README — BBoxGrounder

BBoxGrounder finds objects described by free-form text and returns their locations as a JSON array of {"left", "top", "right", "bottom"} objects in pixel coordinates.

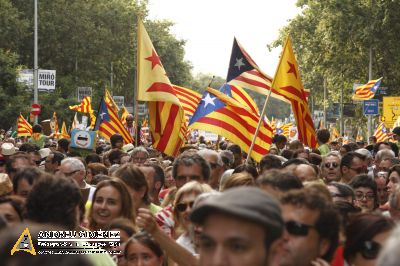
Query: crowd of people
[{"left": 1, "top": 123, "right": 400, "bottom": 266}]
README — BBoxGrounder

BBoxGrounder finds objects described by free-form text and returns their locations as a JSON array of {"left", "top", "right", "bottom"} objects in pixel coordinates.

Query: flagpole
[
  {"left": 367, "top": 47, "right": 372, "bottom": 140},
  {"left": 134, "top": 17, "right": 140, "bottom": 147},
  {"left": 245, "top": 87, "right": 273, "bottom": 163}
]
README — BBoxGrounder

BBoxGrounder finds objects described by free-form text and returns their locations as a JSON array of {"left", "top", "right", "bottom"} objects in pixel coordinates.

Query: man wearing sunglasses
[
  {"left": 277, "top": 189, "right": 339, "bottom": 266},
  {"left": 320, "top": 152, "right": 341, "bottom": 183},
  {"left": 191, "top": 186, "right": 283, "bottom": 266},
  {"left": 340, "top": 152, "right": 367, "bottom": 183}
]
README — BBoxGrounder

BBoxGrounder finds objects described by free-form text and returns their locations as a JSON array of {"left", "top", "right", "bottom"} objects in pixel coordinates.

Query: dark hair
[
  {"left": 91, "top": 174, "right": 111, "bottom": 186},
  {"left": 110, "top": 134, "right": 123, "bottom": 148},
  {"left": 257, "top": 170, "right": 303, "bottom": 191},
  {"left": 87, "top": 163, "right": 108, "bottom": 177},
  {"left": 113, "top": 164, "right": 151, "bottom": 205},
  {"left": 125, "top": 232, "right": 163, "bottom": 259},
  {"left": 18, "top": 143, "right": 39, "bottom": 153},
  {"left": 26, "top": 175, "right": 82, "bottom": 230},
  {"left": 317, "top": 129, "right": 331, "bottom": 144},
  {"left": 349, "top": 174, "right": 378, "bottom": 209},
  {"left": 282, "top": 158, "right": 308, "bottom": 169},
  {"left": 6, "top": 153, "right": 32, "bottom": 175},
  {"left": 108, "top": 218, "right": 136, "bottom": 238},
  {"left": 341, "top": 144, "right": 353, "bottom": 154},
  {"left": 281, "top": 149, "right": 294, "bottom": 160},
  {"left": 343, "top": 213, "right": 394, "bottom": 261},
  {"left": 143, "top": 162, "right": 165, "bottom": 188},
  {"left": 85, "top": 153, "right": 101, "bottom": 165},
  {"left": 0, "top": 195, "right": 25, "bottom": 222},
  {"left": 12, "top": 167, "right": 43, "bottom": 194},
  {"left": 388, "top": 164, "right": 400, "bottom": 178},
  {"left": 259, "top": 155, "right": 282, "bottom": 172},
  {"left": 32, "top": 124, "right": 42, "bottom": 133},
  {"left": 50, "top": 151, "right": 65, "bottom": 165},
  {"left": 272, "top": 134, "right": 287, "bottom": 144},
  {"left": 340, "top": 152, "right": 366, "bottom": 170},
  {"left": 328, "top": 182, "right": 355, "bottom": 200},
  {"left": 373, "top": 142, "right": 391, "bottom": 155},
  {"left": 88, "top": 178, "right": 134, "bottom": 230},
  {"left": 388, "top": 142, "right": 399, "bottom": 157},
  {"left": 57, "top": 138, "right": 70, "bottom": 152},
  {"left": 227, "top": 144, "right": 242, "bottom": 155},
  {"left": 108, "top": 148, "right": 125, "bottom": 165},
  {"left": 281, "top": 189, "right": 340, "bottom": 261},
  {"left": 333, "top": 201, "right": 361, "bottom": 230},
  {"left": 172, "top": 152, "right": 210, "bottom": 181},
  {"left": 233, "top": 164, "right": 258, "bottom": 179}
]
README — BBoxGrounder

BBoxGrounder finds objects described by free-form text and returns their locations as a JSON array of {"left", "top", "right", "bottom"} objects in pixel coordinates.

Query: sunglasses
[
  {"left": 285, "top": 220, "right": 315, "bottom": 236},
  {"left": 359, "top": 240, "right": 381, "bottom": 260},
  {"left": 324, "top": 162, "right": 339, "bottom": 168},
  {"left": 176, "top": 201, "right": 195, "bottom": 212}
]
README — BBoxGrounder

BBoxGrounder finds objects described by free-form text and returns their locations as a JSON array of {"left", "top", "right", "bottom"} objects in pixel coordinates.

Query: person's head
[
  {"left": 59, "top": 157, "right": 86, "bottom": 187},
  {"left": 259, "top": 154, "right": 282, "bottom": 173},
  {"left": 44, "top": 151, "right": 65, "bottom": 174},
  {"left": 110, "top": 134, "right": 124, "bottom": 149},
  {"left": 191, "top": 186, "right": 283, "bottom": 266},
  {"left": 89, "top": 178, "right": 134, "bottom": 230},
  {"left": 26, "top": 175, "right": 82, "bottom": 230},
  {"left": 220, "top": 172, "right": 255, "bottom": 191},
  {"left": 227, "top": 144, "right": 243, "bottom": 168},
  {"left": 288, "top": 140, "right": 304, "bottom": 152},
  {"left": 173, "top": 181, "right": 212, "bottom": 232},
  {"left": 387, "top": 164, "right": 400, "bottom": 194},
  {"left": 197, "top": 149, "right": 224, "bottom": 190},
  {"left": 340, "top": 144, "right": 353, "bottom": 156},
  {"left": 388, "top": 185, "right": 400, "bottom": 221},
  {"left": 57, "top": 138, "right": 70, "bottom": 154},
  {"left": 163, "top": 165, "right": 175, "bottom": 188},
  {"left": 273, "top": 134, "right": 288, "bottom": 150},
  {"left": 232, "top": 163, "right": 258, "bottom": 179},
  {"left": 369, "top": 136, "right": 377, "bottom": 144},
  {"left": 340, "top": 152, "right": 367, "bottom": 183},
  {"left": 85, "top": 153, "right": 101, "bottom": 165},
  {"left": 108, "top": 218, "right": 137, "bottom": 265},
  {"left": 113, "top": 164, "right": 150, "bottom": 210},
  {"left": 12, "top": 167, "right": 43, "bottom": 198},
  {"left": 130, "top": 147, "right": 149, "bottom": 166},
  {"left": 349, "top": 175, "right": 378, "bottom": 213},
  {"left": 108, "top": 148, "right": 125, "bottom": 165},
  {"left": 141, "top": 162, "right": 165, "bottom": 199},
  {"left": 279, "top": 189, "right": 340, "bottom": 266},
  {"left": 126, "top": 114, "right": 134, "bottom": 128},
  {"left": 5, "top": 153, "right": 32, "bottom": 179},
  {"left": 86, "top": 163, "right": 108, "bottom": 184},
  {"left": 32, "top": 124, "right": 43, "bottom": 134},
  {"left": 293, "top": 163, "right": 317, "bottom": 182},
  {"left": 375, "top": 149, "right": 395, "bottom": 165},
  {"left": 344, "top": 213, "right": 394, "bottom": 266},
  {"left": 256, "top": 170, "right": 303, "bottom": 199},
  {"left": 0, "top": 195, "right": 24, "bottom": 226},
  {"left": 321, "top": 152, "right": 342, "bottom": 183},
  {"left": 375, "top": 176, "right": 389, "bottom": 205},
  {"left": 327, "top": 182, "right": 355, "bottom": 204},
  {"left": 172, "top": 152, "right": 210, "bottom": 188},
  {"left": 317, "top": 129, "right": 330, "bottom": 144},
  {"left": 125, "top": 232, "right": 164, "bottom": 266},
  {"left": 219, "top": 149, "right": 234, "bottom": 170}
]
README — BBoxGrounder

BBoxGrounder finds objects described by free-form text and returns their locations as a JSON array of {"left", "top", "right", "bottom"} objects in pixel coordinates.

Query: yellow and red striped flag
[
  {"left": 120, "top": 106, "right": 130, "bottom": 126},
  {"left": 50, "top": 112, "right": 59, "bottom": 138},
  {"left": 69, "top": 96, "right": 92, "bottom": 113},
  {"left": 94, "top": 94, "right": 134, "bottom": 144},
  {"left": 17, "top": 114, "right": 32, "bottom": 136},
  {"left": 60, "top": 121, "right": 70, "bottom": 139},
  {"left": 277, "top": 123, "right": 293, "bottom": 137},
  {"left": 271, "top": 37, "right": 317, "bottom": 148},
  {"left": 374, "top": 122, "right": 388, "bottom": 142},
  {"left": 172, "top": 85, "right": 201, "bottom": 120},
  {"left": 137, "top": 20, "right": 185, "bottom": 156},
  {"left": 352, "top": 78, "right": 382, "bottom": 101}
]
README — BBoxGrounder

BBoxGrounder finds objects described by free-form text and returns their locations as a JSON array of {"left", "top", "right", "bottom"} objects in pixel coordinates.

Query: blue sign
[{"left": 363, "top": 99, "right": 379, "bottom": 115}]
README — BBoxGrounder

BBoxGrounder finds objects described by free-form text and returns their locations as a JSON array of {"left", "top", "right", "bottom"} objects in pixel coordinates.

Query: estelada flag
[
  {"left": 137, "top": 20, "right": 185, "bottom": 156},
  {"left": 271, "top": 37, "right": 317, "bottom": 148}
]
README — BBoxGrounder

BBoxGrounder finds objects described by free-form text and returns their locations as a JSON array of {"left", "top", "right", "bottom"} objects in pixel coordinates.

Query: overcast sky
[{"left": 147, "top": 0, "right": 301, "bottom": 79}]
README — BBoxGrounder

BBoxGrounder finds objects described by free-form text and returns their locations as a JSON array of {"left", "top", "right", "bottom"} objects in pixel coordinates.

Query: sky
[{"left": 147, "top": 0, "right": 301, "bottom": 79}]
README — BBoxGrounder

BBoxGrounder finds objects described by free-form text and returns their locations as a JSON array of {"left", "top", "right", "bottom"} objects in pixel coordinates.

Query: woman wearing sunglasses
[{"left": 343, "top": 213, "right": 394, "bottom": 266}]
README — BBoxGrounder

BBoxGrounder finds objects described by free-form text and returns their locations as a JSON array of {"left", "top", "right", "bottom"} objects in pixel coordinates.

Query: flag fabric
[
  {"left": 94, "top": 96, "right": 134, "bottom": 144},
  {"left": 270, "top": 117, "right": 277, "bottom": 135},
  {"left": 226, "top": 38, "right": 309, "bottom": 103},
  {"left": 271, "top": 37, "right": 317, "bottom": 148},
  {"left": 172, "top": 85, "right": 202, "bottom": 119},
  {"left": 61, "top": 121, "right": 70, "bottom": 139},
  {"left": 69, "top": 96, "right": 92, "bottom": 113},
  {"left": 120, "top": 106, "right": 130, "bottom": 126},
  {"left": 189, "top": 87, "right": 273, "bottom": 162},
  {"left": 137, "top": 20, "right": 185, "bottom": 156},
  {"left": 352, "top": 78, "right": 382, "bottom": 101},
  {"left": 72, "top": 113, "right": 79, "bottom": 130},
  {"left": 50, "top": 112, "right": 59, "bottom": 138},
  {"left": 317, "top": 119, "right": 324, "bottom": 130},
  {"left": 105, "top": 89, "right": 120, "bottom": 113},
  {"left": 330, "top": 126, "right": 340, "bottom": 141},
  {"left": 277, "top": 123, "right": 293, "bottom": 137},
  {"left": 69, "top": 96, "right": 96, "bottom": 129},
  {"left": 374, "top": 122, "right": 388, "bottom": 142},
  {"left": 219, "top": 83, "right": 260, "bottom": 115},
  {"left": 17, "top": 114, "right": 32, "bottom": 137}
]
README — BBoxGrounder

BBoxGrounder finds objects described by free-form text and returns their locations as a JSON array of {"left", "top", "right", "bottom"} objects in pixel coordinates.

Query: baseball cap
[
  {"left": 1, "top": 143, "right": 15, "bottom": 156},
  {"left": 393, "top": 127, "right": 400, "bottom": 136},
  {"left": 190, "top": 186, "right": 283, "bottom": 240}
]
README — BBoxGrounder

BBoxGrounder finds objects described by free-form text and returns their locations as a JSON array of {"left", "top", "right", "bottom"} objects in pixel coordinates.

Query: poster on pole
[
  {"left": 382, "top": 97, "right": 400, "bottom": 128},
  {"left": 38, "top": 69, "right": 56, "bottom": 91},
  {"left": 77, "top": 87, "right": 92, "bottom": 102}
]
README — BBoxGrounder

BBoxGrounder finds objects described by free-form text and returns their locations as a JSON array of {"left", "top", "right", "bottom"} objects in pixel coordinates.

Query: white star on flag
[
  {"left": 202, "top": 93, "right": 216, "bottom": 108},
  {"left": 100, "top": 112, "right": 107, "bottom": 119},
  {"left": 234, "top": 57, "right": 245, "bottom": 70}
]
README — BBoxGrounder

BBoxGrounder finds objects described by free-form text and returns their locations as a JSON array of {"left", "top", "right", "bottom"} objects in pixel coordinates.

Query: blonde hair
[{"left": 221, "top": 172, "right": 255, "bottom": 191}]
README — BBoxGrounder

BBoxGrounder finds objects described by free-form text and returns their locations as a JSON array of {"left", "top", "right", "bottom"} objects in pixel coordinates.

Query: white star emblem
[
  {"left": 100, "top": 112, "right": 107, "bottom": 119},
  {"left": 234, "top": 57, "right": 245, "bottom": 70},
  {"left": 202, "top": 93, "right": 216, "bottom": 108}
]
